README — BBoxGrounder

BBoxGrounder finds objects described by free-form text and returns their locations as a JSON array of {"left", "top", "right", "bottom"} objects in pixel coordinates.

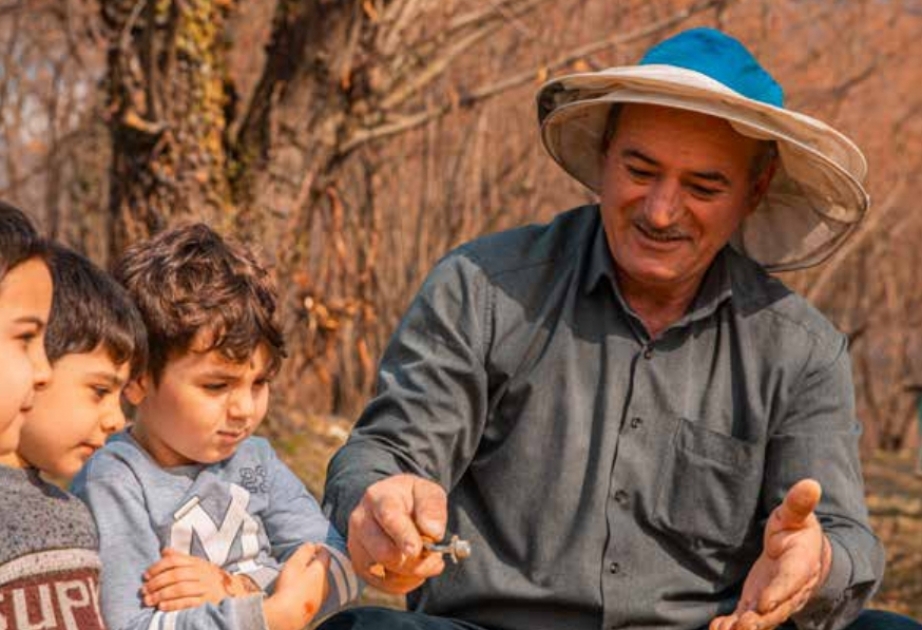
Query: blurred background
[{"left": 1, "top": 0, "right": 919, "bottom": 616}]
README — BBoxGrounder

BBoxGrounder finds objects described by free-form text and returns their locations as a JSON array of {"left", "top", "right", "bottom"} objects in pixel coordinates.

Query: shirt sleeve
[
  {"left": 323, "top": 250, "right": 491, "bottom": 537},
  {"left": 258, "top": 443, "right": 360, "bottom": 615},
  {"left": 762, "top": 333, "right": 885, "bottom": 630},
  {"left": 71, "top": 460, "right": 267, "bottom": 630}
]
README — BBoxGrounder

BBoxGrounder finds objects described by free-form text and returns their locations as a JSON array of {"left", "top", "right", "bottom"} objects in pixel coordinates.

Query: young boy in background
[
  {"left": 0, "top": 213, "right": 126, "bottom": 630},
  {"left": 0, "top": 203, "right": 51, "bottom": 460},
  {"left": 73, "top": 224, "right": 359, "bottom": 630},
  {"left": 16, "top": 245, "right": 148, "bottom": 479}
]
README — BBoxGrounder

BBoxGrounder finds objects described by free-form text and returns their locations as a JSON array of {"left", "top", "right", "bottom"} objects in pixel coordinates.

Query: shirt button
[
  {"left": 609, "top": 562, "right": 621, "bottom": 574},
  {"left": 630, "top": 416, "right": 643, "bottom": 429},
  {"left": 614, "top": 489, "right": 629, "bottom": 505},
  {"left": 642, "top": 345, "right": 654, "bottom": 359}
]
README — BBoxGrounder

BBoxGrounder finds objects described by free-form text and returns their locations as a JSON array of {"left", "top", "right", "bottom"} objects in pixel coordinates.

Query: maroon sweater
[{"left": 0, "top": 466, "right": 106, "bottom": 630}]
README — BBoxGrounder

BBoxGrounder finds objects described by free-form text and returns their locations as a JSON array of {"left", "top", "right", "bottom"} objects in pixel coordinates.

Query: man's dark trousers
[{"left": 317, "top": 606, "right": 922, "bottom": 630}]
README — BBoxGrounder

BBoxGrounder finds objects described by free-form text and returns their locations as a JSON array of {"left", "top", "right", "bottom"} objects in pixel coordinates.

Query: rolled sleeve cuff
[{"left": 792, "top": 536, "right": 853, "bottom": 629}]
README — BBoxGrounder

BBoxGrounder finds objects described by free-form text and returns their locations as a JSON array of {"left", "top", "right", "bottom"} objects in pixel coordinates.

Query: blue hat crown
[{"left": 640, "top": 27, "right": 784, "bottom": 107}]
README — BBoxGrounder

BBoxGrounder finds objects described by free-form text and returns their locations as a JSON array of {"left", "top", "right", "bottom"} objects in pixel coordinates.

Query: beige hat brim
[{"left": 538, "top": 65, "right": 869, "bottom": 271}]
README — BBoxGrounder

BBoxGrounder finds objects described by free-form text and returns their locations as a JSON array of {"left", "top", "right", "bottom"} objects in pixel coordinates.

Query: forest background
[{"left": 1, "top": 0, "right": 920, "bottom": 617}]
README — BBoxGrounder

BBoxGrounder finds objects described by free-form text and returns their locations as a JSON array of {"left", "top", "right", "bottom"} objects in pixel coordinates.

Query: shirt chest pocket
[{"left": 653, "top": 417, "right": 764, "bottom": 549}]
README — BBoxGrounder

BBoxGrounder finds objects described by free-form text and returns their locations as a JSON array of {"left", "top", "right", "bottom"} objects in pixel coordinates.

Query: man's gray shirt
[{"left": 323, "top": 205, "right": 884, "bottom": 630}]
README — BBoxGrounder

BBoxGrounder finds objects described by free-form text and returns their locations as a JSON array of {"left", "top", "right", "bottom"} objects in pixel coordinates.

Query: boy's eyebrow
[
  {"left": 87, "top": 372, "right": 127, "bottom": 387},
  {"left": 14, "top": 315, "right": 45, "bottom": 328},
  {"left": 198, "top": 368, "right": 244, "bottom": 380}
]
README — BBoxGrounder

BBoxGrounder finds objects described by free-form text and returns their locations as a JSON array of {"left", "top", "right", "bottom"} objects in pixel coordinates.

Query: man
[{"left": 319, "top": 29, "right": 918, "bottom": 630}]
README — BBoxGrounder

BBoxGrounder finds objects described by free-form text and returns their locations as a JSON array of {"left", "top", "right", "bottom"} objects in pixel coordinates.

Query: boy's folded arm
[
  {"left": 71, "top": 461, "right": 269, "bottom": 630},
  {"left": 258, "top": 440, "right": 361, "bottom": 609}
]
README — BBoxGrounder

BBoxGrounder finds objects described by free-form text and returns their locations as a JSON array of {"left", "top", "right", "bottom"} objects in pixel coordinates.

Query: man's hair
[
  {"left": 0, "top": 201, "right": 47, "bottom": 285},
  {"left": 600, "top": 103, "right": 778, "bottom": 183},
  {"left": 46, "top": 244, "right": 148, "bottom": 379},
  {"left": 113, "top": 223, "right": 286, "bottom": 382}
]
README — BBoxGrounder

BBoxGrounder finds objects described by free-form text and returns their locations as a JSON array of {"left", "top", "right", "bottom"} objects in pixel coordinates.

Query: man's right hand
[{"left": 348, "top": 474, "right": 448, "bottom": 594}]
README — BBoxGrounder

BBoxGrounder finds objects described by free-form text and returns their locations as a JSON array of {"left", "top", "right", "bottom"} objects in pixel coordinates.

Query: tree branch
[
  {"left": 343, "top": 0, "right": 728, "bottom": 153},
  {"left": 462, "top": 0, "right": 725, "bottom": 104}
]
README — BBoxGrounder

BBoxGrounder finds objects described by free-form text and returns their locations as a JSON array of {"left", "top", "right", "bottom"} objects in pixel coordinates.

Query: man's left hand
[{"left": 710, "top": 479, "right": 832, "bottom": 630}]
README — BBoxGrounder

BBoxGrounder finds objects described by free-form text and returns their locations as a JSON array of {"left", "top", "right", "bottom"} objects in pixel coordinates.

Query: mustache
[{"left": 632, "top": 218, "right": 690, "bottom": 241}]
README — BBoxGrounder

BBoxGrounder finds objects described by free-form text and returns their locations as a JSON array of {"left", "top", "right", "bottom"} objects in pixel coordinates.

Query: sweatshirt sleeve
[
  {"left": 259, "top": 443, "right": 360, "bottom": 616},
  {"left": 71, "top": 457, "right": 268, "bottom": 630}
]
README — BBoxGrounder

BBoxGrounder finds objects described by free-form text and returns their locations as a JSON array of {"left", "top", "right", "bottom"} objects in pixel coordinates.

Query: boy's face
[
  {"left": 18, "top": 345, "right": 130, "bottom": 479},
  {"left": 0, "top": 258, "right": 53, "bottom": 457},
  {"left": 127, "top": 337, "right": 272, "bottom": 467}
]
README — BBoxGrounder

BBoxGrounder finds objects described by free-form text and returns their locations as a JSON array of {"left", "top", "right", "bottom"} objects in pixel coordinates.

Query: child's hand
[
  {"left": 263, "top": 542, "right": 331, "bottom": 630},
  {"left": 142, "top": 548, "right": 255, "bottom": 611}
]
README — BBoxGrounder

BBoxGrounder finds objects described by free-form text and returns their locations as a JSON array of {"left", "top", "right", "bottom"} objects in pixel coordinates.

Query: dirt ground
[
  {"left": 862, "top": 449, "right": 922, "bottom": 619},
  {"left": 270, "top": 413, "right": 922, "bottom": 621}
]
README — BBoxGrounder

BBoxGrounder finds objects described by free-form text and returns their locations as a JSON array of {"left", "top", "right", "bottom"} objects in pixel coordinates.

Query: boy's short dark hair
[
  {"left": 113, "top": 223, "right": 286, "bottom": 382},
  {"left": 0, "top": 201, "right": 47, "bottom": 284},
  {"left": 46, "top": 244, "right": 148, "bottom": 379}
]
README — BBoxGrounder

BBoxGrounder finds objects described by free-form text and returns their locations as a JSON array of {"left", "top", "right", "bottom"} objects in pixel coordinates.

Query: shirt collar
[{"left": 583, "top": 209, "right": 735, "bottom": 327}]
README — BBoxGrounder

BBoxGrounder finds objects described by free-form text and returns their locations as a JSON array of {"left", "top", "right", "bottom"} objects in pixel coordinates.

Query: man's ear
[{"left": 124, "top": 373, "right": 151, "bottom": 406}]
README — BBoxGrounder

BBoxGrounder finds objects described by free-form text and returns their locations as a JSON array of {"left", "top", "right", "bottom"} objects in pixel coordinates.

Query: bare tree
[{"left": 3, "top": 0, "right": 921, "bottom": 448}]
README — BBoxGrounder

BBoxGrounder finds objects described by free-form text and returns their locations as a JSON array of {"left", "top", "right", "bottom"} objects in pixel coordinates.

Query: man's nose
[{"left": 642, "top": 179, "right": 683, "bottom": 228}]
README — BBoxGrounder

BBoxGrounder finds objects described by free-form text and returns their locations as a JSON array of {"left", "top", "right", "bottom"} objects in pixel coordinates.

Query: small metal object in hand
[
  {"left": 423, "top": 534, "right": 472, "bottom": 564},
  {"left": 367, "top": 534, "right": 472, "bottom": 578}
]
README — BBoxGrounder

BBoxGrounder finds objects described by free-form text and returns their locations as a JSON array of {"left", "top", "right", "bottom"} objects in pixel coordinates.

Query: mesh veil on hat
[{"left": 537, "top": 28, "right": 869, "bottom": 271}]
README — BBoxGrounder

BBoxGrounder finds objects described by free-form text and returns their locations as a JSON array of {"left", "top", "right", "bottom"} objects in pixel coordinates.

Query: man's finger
[
  {"left": 356, "top": 503, "right": 411, "bottom": 568},
  {"left": 709, "top": 614, "right": 738, "bottom": 630},
  {"left": 352, "top": 532, "right": 426, "bottom": 594},
  {"left": 411, "top": 479, "right": 447, "bottom": 541},
  {"left": 776, "top": 479, "right": 822, "bottom": 529},
  {"left": 370, "top": 491, "right": 423, "bottom": 557},
  {"left": 758, "top": 565, "right": 820, "bottom": 617}
]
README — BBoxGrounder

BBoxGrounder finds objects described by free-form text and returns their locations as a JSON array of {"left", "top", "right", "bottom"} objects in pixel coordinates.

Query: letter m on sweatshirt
[{"left": 170, "top": 484, "right": 261, "bottom": 571}]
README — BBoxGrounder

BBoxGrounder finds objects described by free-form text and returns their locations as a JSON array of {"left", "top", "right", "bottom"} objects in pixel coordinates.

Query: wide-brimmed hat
[{"left": 537, "top": 27, "right": 869, "bottom": 271}]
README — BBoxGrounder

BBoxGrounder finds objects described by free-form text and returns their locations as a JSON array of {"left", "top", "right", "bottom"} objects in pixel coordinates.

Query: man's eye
[
  {"left": 689, "top": 184, "right": 720, "bottom": 198},
  {"left": 203, "top": 383, "right": 228, "bottom": 392},
  {"left": 626, "top": 165, "right": 655, "bottom": 179},
  {"left": 254, "top": 378, "right": 271, "bottom": 389},
  {"left": 92, "top": 386, "right": 112, "bottom": 399}
]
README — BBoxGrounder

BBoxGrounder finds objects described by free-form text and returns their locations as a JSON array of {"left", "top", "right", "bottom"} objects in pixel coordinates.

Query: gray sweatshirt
[{"left": 72, "top": 432, "right": 358, "bottom": 630}]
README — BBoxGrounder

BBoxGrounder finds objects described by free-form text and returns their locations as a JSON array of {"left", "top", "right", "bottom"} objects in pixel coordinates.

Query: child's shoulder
[
  {"left": 225, "top": 435, "right": 277, "bottom": 460},
  {"left": 72, "top": 431, "right": 151, "bottom": 486}
]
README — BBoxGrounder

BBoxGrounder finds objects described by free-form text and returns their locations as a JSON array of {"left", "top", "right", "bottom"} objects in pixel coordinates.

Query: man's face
[
  {"left": 126, "top": 336, "right": 272, "bottom": 467},
  {"left": 19, "top": 345, "right": 130, "bottom": 480},
  {"left": 0, "top": 258, "right": 52, "bottom": 457},
  {"left": 599, "top": 104, "right": 771, "bottom": 292}
]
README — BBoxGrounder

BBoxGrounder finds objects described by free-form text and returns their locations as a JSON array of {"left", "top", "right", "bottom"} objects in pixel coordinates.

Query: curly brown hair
[{"left": 113, "top": 223, "right": 286, "bottom": 383}]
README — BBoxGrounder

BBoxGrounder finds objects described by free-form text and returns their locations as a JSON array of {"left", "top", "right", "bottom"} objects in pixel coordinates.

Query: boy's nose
[
  {"left": 228, "top": 390, "right": 257, "bottom": 420},
  {"left": 31, "top": 344, "right": 52, "bottom": 391},
  {"left": 102, "top": 406, "right": 127, "bottom": 434}
]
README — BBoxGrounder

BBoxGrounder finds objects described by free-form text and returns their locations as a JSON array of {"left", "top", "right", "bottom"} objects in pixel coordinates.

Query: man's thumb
[{"left": 778, "top": 478, "right": 822, "bottom": 527}]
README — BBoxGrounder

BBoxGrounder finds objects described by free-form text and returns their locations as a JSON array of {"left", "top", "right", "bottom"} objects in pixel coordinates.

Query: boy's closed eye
[{"left": 91, "top": 385, "right": 112, "bottom": 400}]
